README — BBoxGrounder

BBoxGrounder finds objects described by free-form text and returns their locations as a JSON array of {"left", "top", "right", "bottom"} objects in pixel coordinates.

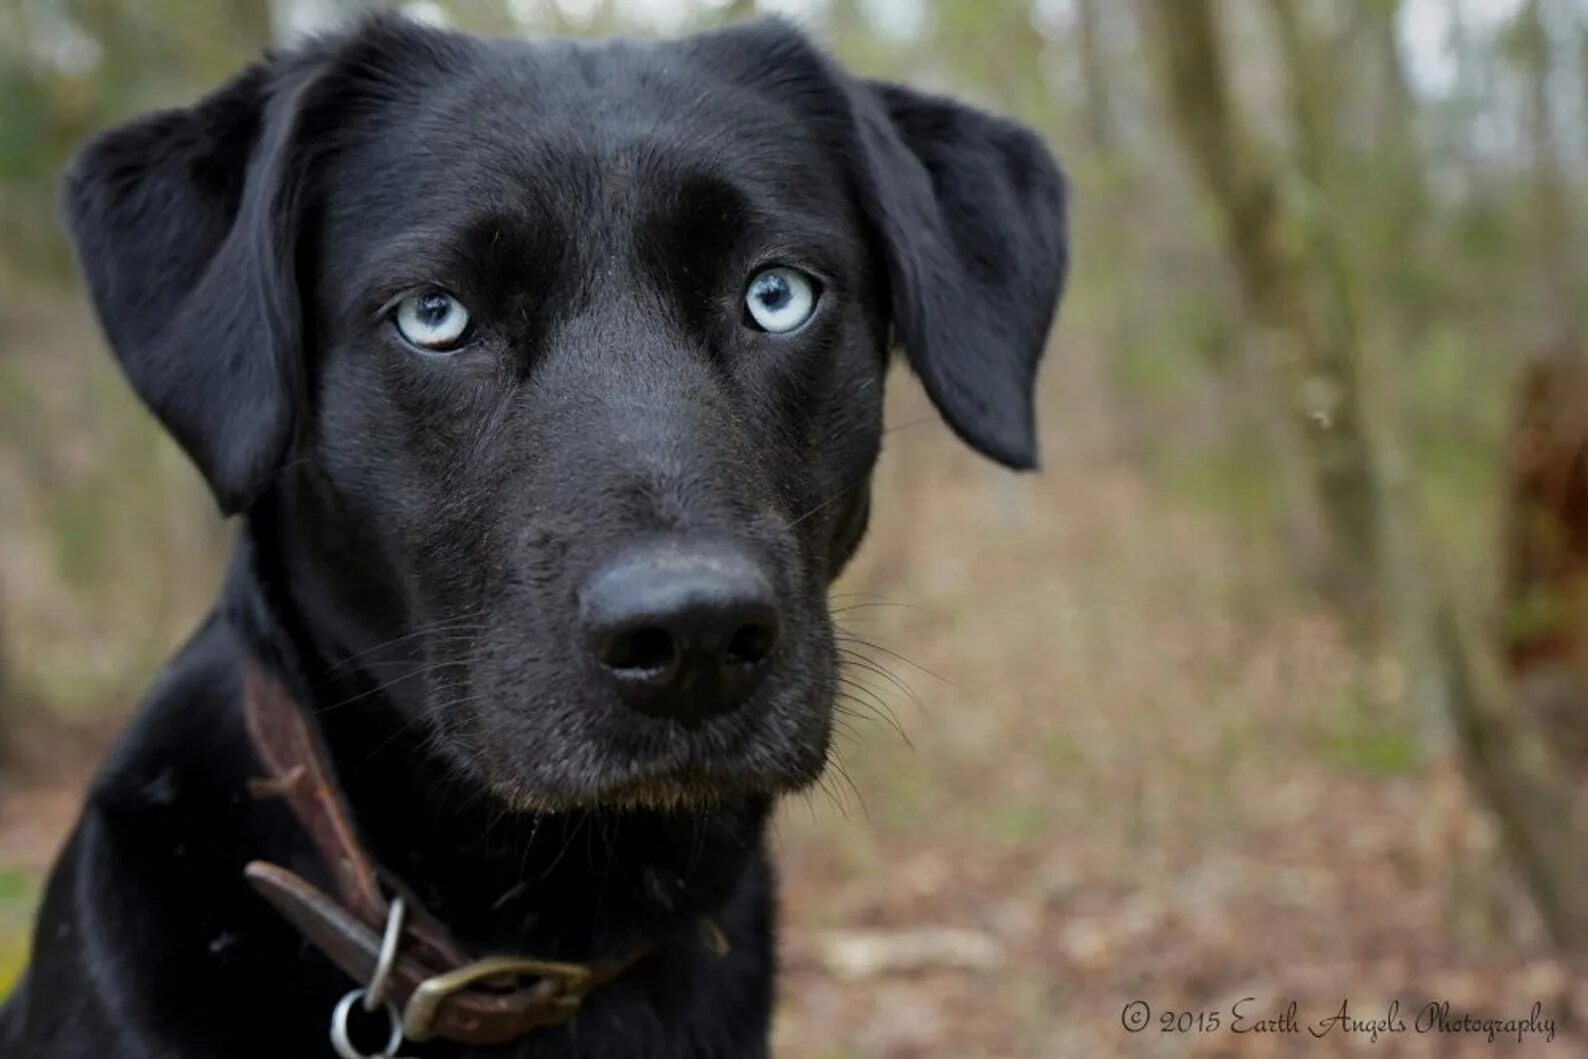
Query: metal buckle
[{"left": 401, "top": 956, "right": 596, "bottom": 1042}]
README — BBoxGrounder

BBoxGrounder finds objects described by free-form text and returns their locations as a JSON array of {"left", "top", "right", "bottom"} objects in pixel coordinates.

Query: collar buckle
[{"left": 402, "top": 955, "right": 596, "bottom": 1042}]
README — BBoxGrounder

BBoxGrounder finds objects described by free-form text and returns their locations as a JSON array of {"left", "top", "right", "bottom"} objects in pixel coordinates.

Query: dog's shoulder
[
  {"left": 88, "top": 613, "right": 252, "bottom": 822},
  {"left": 3, "top": 617, "right": 283, "bottom": 1056},
  {"left": 19, "top": 615, "right": 343, "bottom": 1056}
]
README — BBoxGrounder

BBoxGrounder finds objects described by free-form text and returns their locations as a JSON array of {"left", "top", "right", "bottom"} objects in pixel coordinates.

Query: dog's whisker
[
  {"left": 823, "top": 733, "right": 872, "bottom": 818},
  {"left": 313, "top": 656, "right": 484, "bottom": 716},
  {"left": 832, "top": 633, "right": 955, "bottom": 688},
  {"left": 828, "top": 711, "right": 869, "bottom": 749},
  {"left": 835, "top": 678, "right": 912, "bottom": 748},
  {"left": 882, "top": 415, "right": 937, "bottom": 436},
  {"left": 828, "top": 600, "right": 927, "bottom": 616},
  {"left": 834, "top": 673, "right": 896, "bottom": 720},
  {"left": 358, "top": 708, "right": 435, "bottom": 767},
  {"left": 324, "top": 619, "right": 490, "bottom": 673},
  {"left": 813, "top": 775, "right": 849, "bottom": 821},
  {"left": 814, "top": 751, "right": 868, "bottom": 823},
  {"left": 833, "top": 697, "right": 909, "bottom": 756},
  {"left": 313, "top": 669, "right": 434, "bottom": 716},
  {"left": 836, "top": 645, "right": 915, "bottom": 692},
  {"left": 788, "top": 471, "right": 872, "bottom": 528},
  {"left": 348, "top": 643, "right": 488, "bottom": 672},
  {"left": 836, "top": 649, "right": 920, "bottom": 706}
]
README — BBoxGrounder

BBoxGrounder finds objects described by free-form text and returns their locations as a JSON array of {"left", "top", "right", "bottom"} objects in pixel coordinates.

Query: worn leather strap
[{"left": 240, "top": 662, "right": 646, "bottom": 1046}]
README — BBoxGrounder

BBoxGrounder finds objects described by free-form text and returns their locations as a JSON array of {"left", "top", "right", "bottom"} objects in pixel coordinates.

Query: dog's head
[{"left": 63, "top": 15, "right": 1066, "bottom": 810}]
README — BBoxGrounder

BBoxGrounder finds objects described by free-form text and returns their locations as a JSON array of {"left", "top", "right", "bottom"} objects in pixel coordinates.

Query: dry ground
[
  {"left": 2, "top": 353, "right": 1583, "bottom": 1056},
  {"left": 766, "top": 373, "right": 1585, "bottom": 1058}
]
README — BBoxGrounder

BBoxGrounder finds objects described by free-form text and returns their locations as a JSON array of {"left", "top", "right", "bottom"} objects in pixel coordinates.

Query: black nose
[{"left": 579, "top": 542, "right": 781, "bottom": 724}]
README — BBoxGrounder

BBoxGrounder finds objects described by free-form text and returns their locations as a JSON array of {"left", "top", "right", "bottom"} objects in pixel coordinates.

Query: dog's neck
[{"left": 222, "top": 512, "right": 770, "bottom": 962}]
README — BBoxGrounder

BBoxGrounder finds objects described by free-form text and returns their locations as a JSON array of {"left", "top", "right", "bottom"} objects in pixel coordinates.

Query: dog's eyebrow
[
  {"left": 638, "top": 168, "right": 854, "bottom": 251},
  {"left": 357, "top": 227, "right": 473, "bottom": 292},
  {"left": 343, "top": 215, "right": 533, "bottom": 320}
]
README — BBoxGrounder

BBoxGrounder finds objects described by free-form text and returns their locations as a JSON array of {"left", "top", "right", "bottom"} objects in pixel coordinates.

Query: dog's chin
[
  {"left": 482, "top": 764, "right": 819, "bottom": 814},
  {"left": 484, "top": 773, "right": 748, "bottom": 814}
]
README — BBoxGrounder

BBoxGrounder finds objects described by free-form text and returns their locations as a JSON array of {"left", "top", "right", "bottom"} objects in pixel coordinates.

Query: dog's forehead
[{"left": 321, "top": 34, "right": 849, "bottom": 235}]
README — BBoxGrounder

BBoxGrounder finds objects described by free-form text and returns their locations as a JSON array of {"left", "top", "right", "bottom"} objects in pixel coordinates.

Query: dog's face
[{"left": 64, "top": 17, "right": 1066, "bottom": 810}]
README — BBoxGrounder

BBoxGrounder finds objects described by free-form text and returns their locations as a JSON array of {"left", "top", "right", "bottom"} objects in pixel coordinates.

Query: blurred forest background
[{"left": 3, "top": 0, "right": 1588, "bottom": 1055}]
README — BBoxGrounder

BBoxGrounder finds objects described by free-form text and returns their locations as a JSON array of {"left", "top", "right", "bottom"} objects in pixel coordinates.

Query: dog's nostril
[
  {"left": 604, "top": 626, "right": 678, "bottom": 673},
  {"left": 725, "top": 621, "right": 775, "bottom": 666}
]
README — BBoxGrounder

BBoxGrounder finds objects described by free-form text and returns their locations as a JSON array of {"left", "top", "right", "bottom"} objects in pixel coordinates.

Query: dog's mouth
[
  {"left": 478, "top": 750, "right": 828, "bottom": 813},
  {"left": 453, "top": 678, "right": 837, "bottom": 815}
]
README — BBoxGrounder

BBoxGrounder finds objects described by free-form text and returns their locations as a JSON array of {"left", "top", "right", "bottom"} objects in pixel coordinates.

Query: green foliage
[
  {"left": 989, "top": 802, "right": 1049, "bottom": 845},
  {"left": 0, "top": 871, "right": 35, "bottom": 1001},
  {"left": 1313, "top": 687, "right": 1422, "bottom": 777},
  {"left": 1319, "top": 725, "right": 1421, "bottom": 777},
  {"left": 1161, "top": 432, "right": 1286, "bottom": 526},
  {"left": 1042, "top": 730, "right": 1088, "bottom": 775}
]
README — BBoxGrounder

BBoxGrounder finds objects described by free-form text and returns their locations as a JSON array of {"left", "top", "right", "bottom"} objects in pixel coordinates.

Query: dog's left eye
[
  {"left": 393, "top": 292, "right": 471, "bottom": 352},
  {"left": 744, "top": 267, "right": 818, "bottom": 334}
]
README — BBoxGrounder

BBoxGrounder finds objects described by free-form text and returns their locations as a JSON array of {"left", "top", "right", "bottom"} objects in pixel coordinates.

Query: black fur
[{"left": 1, "top": 15, "right": 1066, "bottom": 1058}]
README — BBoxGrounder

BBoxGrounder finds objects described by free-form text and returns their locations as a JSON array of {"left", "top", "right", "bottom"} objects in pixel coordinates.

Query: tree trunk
[
  {"left": 1074, "top": 0, "right": 1113, "bottom": 154},
  {"left": 1140, "top": 0, "right": 1380, "bottom": 615},
  {"left": 1515, "top": 0, "right": 1580, "bottom": 349},
  {"left": 1364, "top": 0, "right": 1430, "bottom": 281},
  {"left": 1440, "top": 599, "right": 1588, "bottom": 956},
  {"left": 0, "top": 581, "right": 11, "bottom": 765}
]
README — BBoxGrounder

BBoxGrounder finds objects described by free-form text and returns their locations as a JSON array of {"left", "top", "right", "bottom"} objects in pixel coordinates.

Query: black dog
[{"left": 0, "top": 13, "right": 1064, "bottom": 1058}]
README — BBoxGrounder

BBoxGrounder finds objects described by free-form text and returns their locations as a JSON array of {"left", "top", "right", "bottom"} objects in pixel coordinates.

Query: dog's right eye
[
  {"left": 744, "top": 267, "right": 818, "bottom": 334},
  {"left": 393, "top": 292, "right": 472, "bottom": 353}
]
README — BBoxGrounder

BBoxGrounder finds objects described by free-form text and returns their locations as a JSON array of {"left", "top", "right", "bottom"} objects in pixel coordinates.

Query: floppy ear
[
  {"left": 849, "top": 82, "right": 1067, "bottom": 469},
  {"left": 62, "top": 57, "right": 312, "bottom": 515}
]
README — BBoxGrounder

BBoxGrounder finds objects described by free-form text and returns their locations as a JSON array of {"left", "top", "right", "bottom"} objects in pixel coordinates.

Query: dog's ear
[
  {"left": 62, "top": 55, "right": 314, "bottom": 514},
  {"left": 848, "top": 81, "right": 1067, "bottom": 470}
]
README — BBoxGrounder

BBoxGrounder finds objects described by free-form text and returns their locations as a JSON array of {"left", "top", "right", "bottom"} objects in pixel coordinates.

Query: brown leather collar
[{"left": 240, "top": 662, "right": 648, "bottom": 1046}]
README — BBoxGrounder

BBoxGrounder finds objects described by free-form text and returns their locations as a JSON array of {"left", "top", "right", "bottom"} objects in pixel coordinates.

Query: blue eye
[
  {"left": 744, "top": 267, "right": 817, "bottom": 333},
  {"left": 393, "top": 292, "right": 471, "bottom": 352}
]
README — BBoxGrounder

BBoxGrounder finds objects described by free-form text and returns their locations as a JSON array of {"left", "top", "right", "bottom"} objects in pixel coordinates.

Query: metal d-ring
[
  {"left": 330, "top": 988, "right": 405, "bottom": 1059},
  {"left": 364, "top": 896, "right": 407, "bottom": 1012},
  {"left": 329, "top": 896, "right": 410, "bottom": 1058}
]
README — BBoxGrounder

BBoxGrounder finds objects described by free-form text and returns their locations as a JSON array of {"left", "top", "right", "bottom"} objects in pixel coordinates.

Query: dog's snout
[{"left": 580, "top": 542, "right": 780, "bottom": 725}]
